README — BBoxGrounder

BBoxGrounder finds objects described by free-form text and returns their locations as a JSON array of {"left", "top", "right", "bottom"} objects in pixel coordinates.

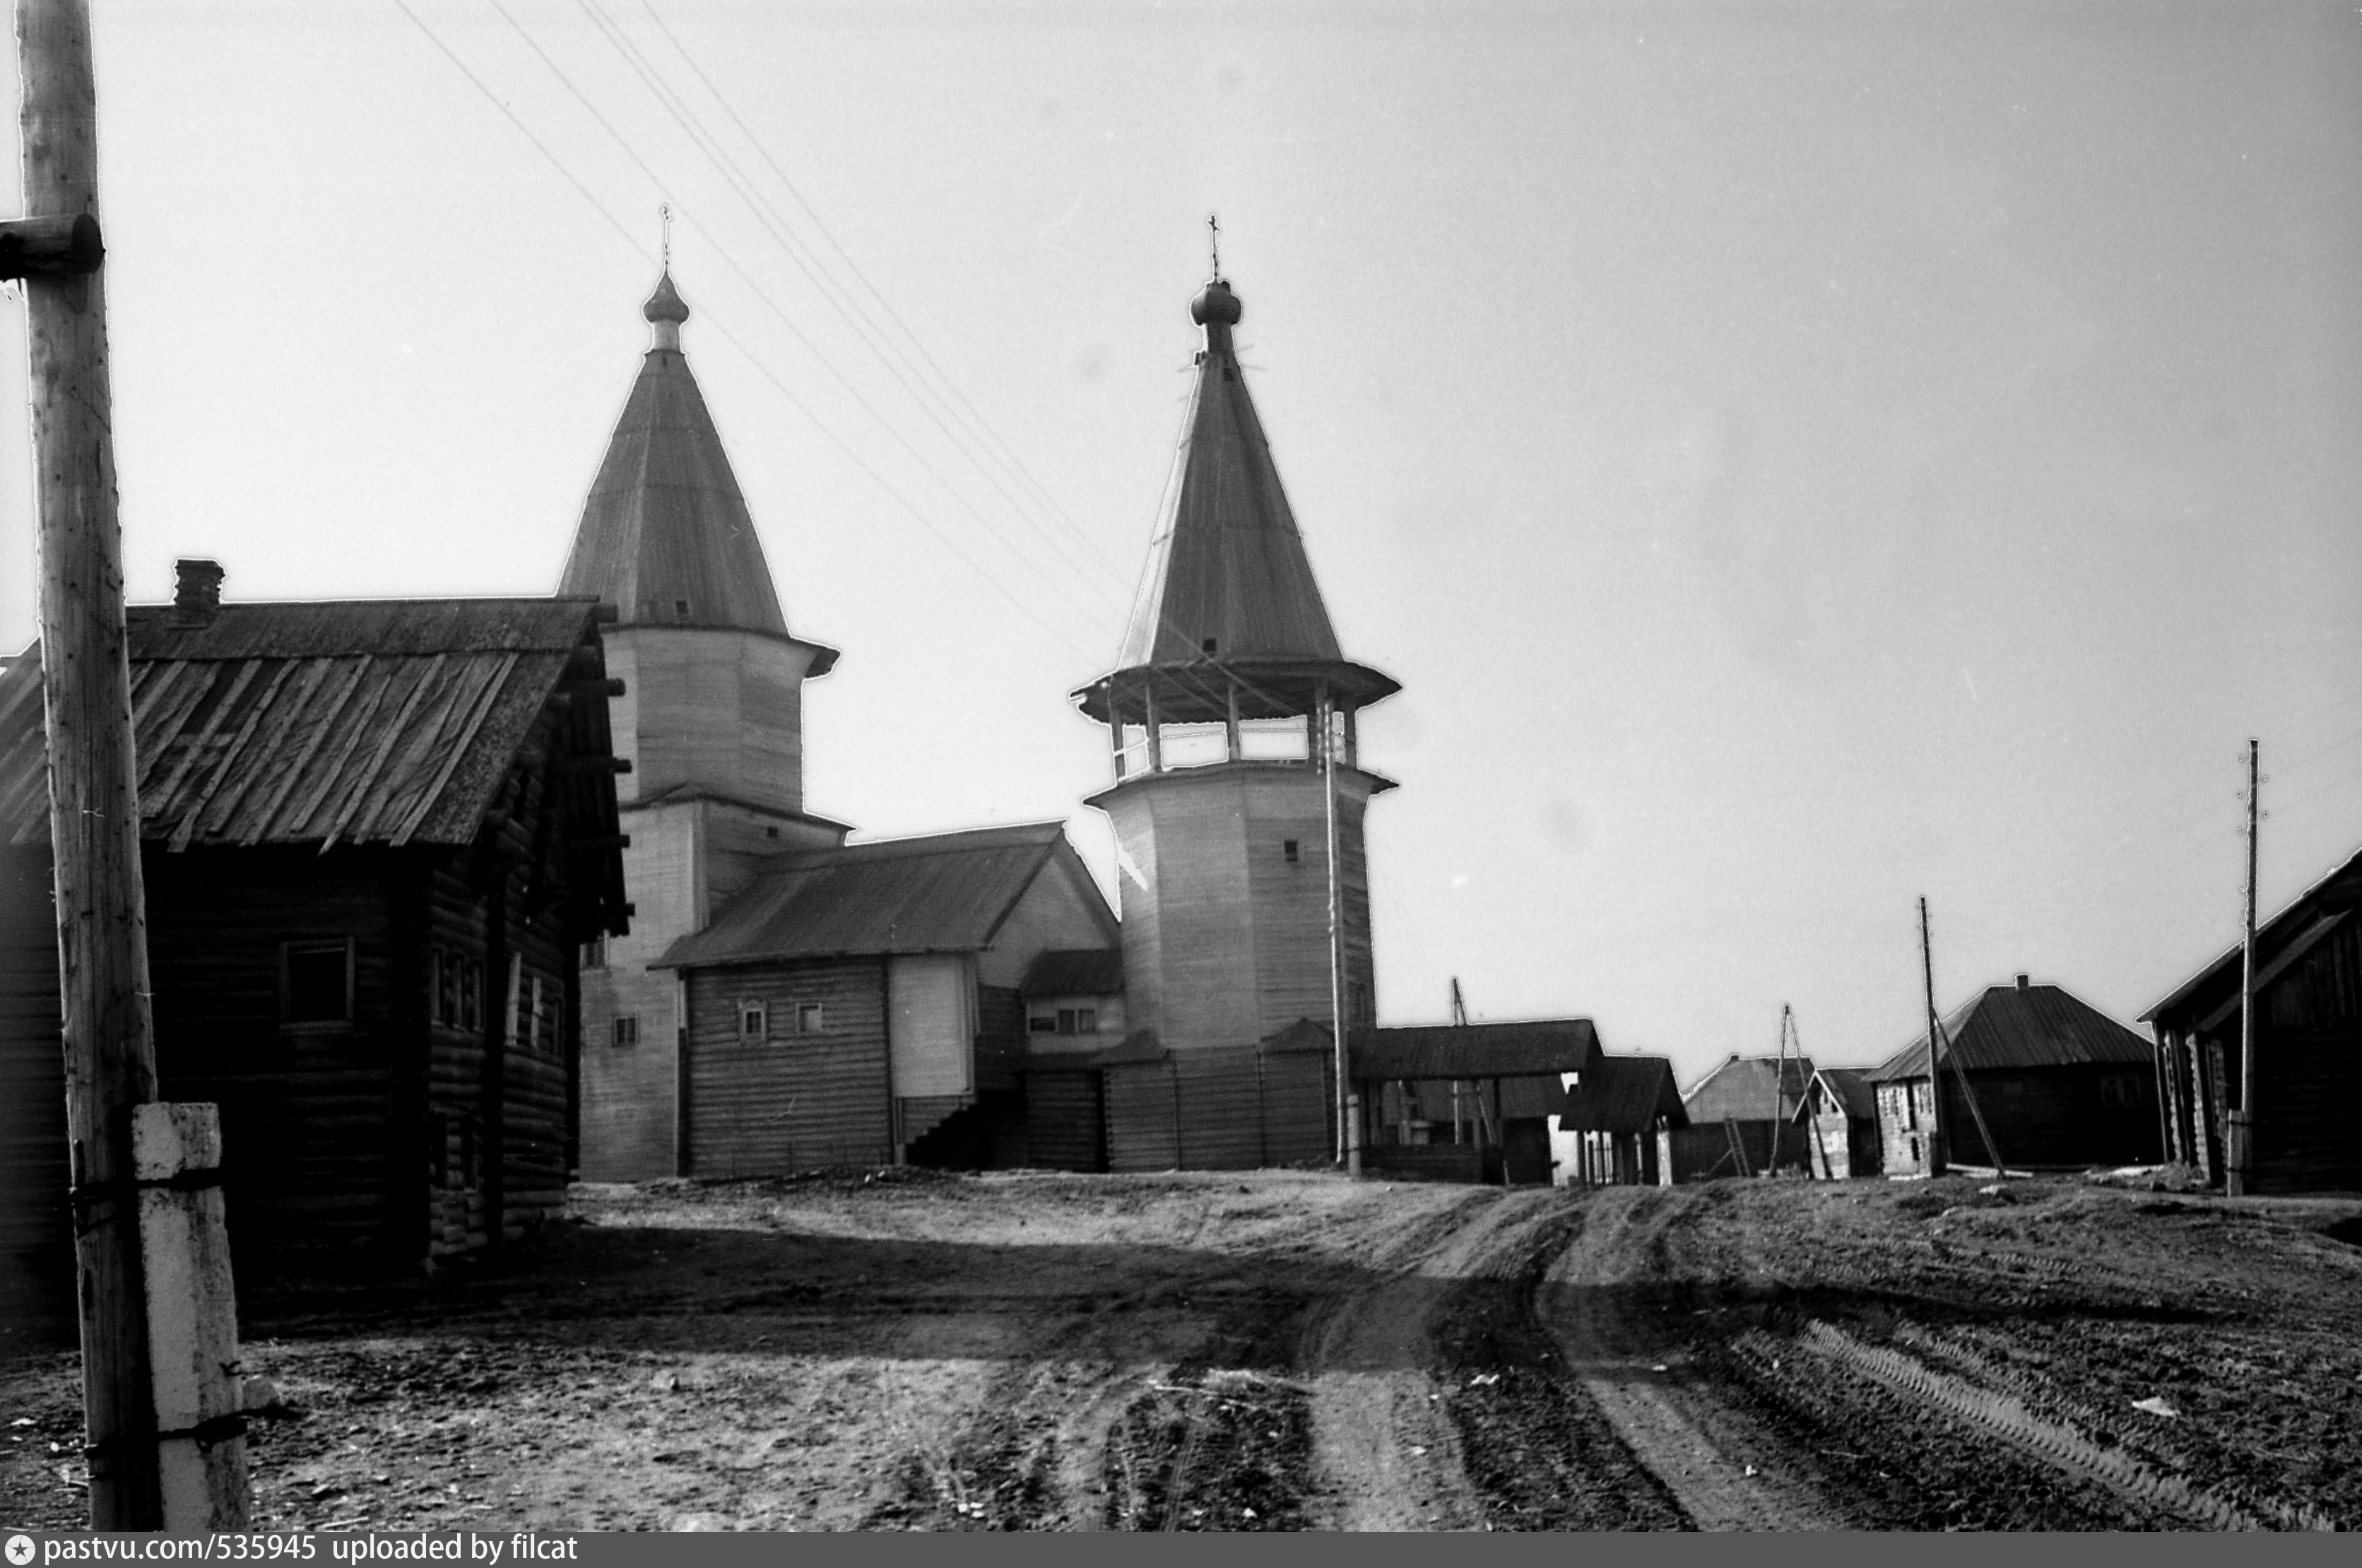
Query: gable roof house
[
  {"left": 1665, "top": 1053, "right": 1818, "bottom": 1182},
  {"left": 0, "top": 566, "right": 630, "bottom": 1322},
  {"left": 1867, "top": 976, "right": 2157, "bottom": 1177},
  {"left": 2144, "top": 844, "right": 2362, "bottom": 1193},
  {"left": 653, "top": 823, "right": 1119, "bottom": 1174}
]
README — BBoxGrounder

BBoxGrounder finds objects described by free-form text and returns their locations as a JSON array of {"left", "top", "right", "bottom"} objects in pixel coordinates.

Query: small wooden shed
[
  {"left": 1351, "top": 1019, "right": 1604, "bottom": 1186},
  {"left": 0, "top": 572, "right": 630, "bottom": 1315},
  {"left": 1867, "top": 977, "right": 2157, "bottom": 1176},
  {"left": 2143, "top": 845, "right": 2362, "bottom": 1193},
  {"left": 1555, "top": 1053, "right": 1685, "bottom": 1186},
  {"left": 653, "top": 822, "right": 1118, "bottom": 1173}
]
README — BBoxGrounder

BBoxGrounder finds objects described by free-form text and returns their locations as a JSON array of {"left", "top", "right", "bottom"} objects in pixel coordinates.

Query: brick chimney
[
  {"left": 172, "top": 558, "right": 224, "bottom": 625},
  {"left": 2016, "top": 973, "right": 2030, "bottom": 990}
]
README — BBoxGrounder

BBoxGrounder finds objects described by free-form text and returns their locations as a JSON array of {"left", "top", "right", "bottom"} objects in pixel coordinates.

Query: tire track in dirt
[
  {"left": 1294, "top": 1186, "right": 1528, "bottom": 1530},
  {"left": 1535, "top": 1186, "right": 1843, "bottom": 1530}
]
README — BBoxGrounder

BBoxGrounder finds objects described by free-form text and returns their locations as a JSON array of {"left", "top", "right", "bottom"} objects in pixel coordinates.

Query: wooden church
[{"left": 565, "top": 276, "right": 1119, "bottom": 1179}]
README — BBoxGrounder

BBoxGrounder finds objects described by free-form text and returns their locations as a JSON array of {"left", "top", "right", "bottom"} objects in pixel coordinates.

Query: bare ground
[{"left": 4, "top": 1169, "right": 2357, "bottom": 1531}]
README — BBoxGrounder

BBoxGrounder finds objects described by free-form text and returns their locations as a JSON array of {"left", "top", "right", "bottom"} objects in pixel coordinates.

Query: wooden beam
[{"left": 0, "top": 208, "right": 100, "bottom": 278}]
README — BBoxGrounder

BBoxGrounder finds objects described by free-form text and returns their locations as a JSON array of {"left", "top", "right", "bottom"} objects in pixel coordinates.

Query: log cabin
[
  {"left": 2143, "top": 844, "right": 2362, "bottom": 1193},
  {"left": 651, "top": 822, "right": 1119, "bottom": 1173},
  {"left": 1867, "top": 976, "right": 2156, "bottom": 1176},
  {"left": 0, "top": 565, "right": 629, "bottom": 1320}
]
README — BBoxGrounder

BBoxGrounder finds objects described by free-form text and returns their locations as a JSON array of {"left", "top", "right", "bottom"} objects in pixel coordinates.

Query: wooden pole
[
  {"left": 1764, "top": 1005, "right": 1788, "bottom": 1177},
  {"left": 18, "top": 0, "right": 163, "bottom": 1528},
  {"left": 1321, "top": 685, "right": 1352, "bottom": 1171},
  {"left": 1918, "top": 897, "right": 1948, "bottom": 1177},
  {"left": 2229, "top": 738, "right": 2260, "bottom": 1196}
]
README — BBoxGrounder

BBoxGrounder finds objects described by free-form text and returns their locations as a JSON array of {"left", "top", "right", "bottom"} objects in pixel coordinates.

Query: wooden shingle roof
[
  {"left": 0, "top": 596, "right": 612, "bottom": 852},
  {"left": 1867, "top": 982, "right": 2151, "bottom": 1082},
  {"left": 1559, "top": 1054, "right": 1688, "bottom": 1133},
  {"left": 557, "top": 276, "right": 831, "bottom": 661},
  {"left": 1074, "top": 275, "right": 1397, "bottom": 725},
  {"left": 656, "top": 822, "right": 1114, "bottom": 969},
  {"left": 1349, "top": 1018, "right": 1602, "bottom": 1081},
  {"left": 1683, "top": 1054, "right": 1817, "bottom": 1122}
]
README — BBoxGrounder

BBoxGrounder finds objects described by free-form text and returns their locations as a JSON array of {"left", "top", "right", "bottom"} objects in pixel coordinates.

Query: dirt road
[{"left": 4, "top": 1169, "right": 2356, "bottom": 1531}]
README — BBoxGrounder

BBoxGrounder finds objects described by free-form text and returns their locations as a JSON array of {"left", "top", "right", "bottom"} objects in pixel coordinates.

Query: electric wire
[
  {"left": 396, "top": 0, "right": 1108, "bottom": 667},
  {"left": 490, "top": 0, "right": 1128, "bottom": 637},
  {"left": 630, "top": 0, "right": 1131, "bottom": 583},
  {"left": 569, "top": 0, "right": 1133, "bottom": 615}
]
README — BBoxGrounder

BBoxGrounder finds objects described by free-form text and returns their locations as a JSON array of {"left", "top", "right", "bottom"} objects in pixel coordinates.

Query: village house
[
  {"left": 2144, "top": 844, "right": 2362, "bottom": 1193},
  {"left": 1663, "top": 1054, "right": 1817, "bottom": 1181},
  {"left": 651, "top": 823, "right": 1119, "bottom": 1173},
  {"left": 0, "top": 567, "right": 630, "bottom": 1323},
  {"left": 1867, "top": 976, "right": 2158, "bottom": 1176}
]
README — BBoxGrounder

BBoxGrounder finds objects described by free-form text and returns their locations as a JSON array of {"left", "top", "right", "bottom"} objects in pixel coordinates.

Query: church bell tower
[
  {"left": 565, "top": 273, "right": 846, "bottom": 1180},
  {"left": 1075, "top": 271, "right": 1398, "bottom": 1072}
]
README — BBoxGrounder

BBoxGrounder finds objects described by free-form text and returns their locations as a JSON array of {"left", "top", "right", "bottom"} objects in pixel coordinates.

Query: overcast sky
[{"left": 3, "top": 1, "right": 2356, "bottom": 1085}]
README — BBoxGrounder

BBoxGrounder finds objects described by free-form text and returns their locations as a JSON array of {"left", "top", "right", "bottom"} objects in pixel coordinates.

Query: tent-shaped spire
[
  {"left": 1116, "top": 276, "right": 1342, "bottom": 668},
  {"left": 1076, "top": 274, "right": 1395, "bottom": 725},
  {"left": 559, "top": 273, "right": 804, "bottom": 639}
]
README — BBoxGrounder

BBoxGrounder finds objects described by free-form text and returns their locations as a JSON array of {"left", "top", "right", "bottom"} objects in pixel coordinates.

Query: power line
[
  {"left": 485, "top": 0, "right": 1128, "bottom": 637},
  {"left": 568, "top": 0, "right": 1134, "bottom": 615},
  {"left": 398, "top": 0, "right": 1108, "bottom": 667},
  {"left": 630, "top": 0, "right": 1131, "bottom": 584}
]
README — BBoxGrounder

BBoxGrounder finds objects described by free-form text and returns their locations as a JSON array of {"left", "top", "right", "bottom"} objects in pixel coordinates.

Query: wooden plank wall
[
  {"left": 1104, "top": 1060, "right": 1179, "bottom": 1172},
  {"left": 1876, "top": 1068, "right": 2158, "bottom": 1174},
  {"left": 0, "top": 846, "right": 71, "bottom": 1335},
  {"left": 1259, "top": 1051, "right": 1333, "bottom": 1166},
  {"left": 1024, "top": 1069, "right": 1104, "bottom": 1171},
  {"left": 1174, "top": 1046, "right": 1263, "bottom": 1169},
  {"left": 2255, "top": 918, "right": 2362, "bottom": 1191},
  {"left": 685, "top": 956, "right": 892, "bottom": 1173}
]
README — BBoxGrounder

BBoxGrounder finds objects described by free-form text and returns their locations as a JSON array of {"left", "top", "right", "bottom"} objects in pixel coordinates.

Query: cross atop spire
[{"left": 1207, "top": 211, "right": 1222, "bottom": 280}]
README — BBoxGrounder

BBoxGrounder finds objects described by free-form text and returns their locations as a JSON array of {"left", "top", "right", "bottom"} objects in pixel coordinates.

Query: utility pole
[
  {"left": 16, "top": 0, "right": 161, "bottom": 1528},
  {"left": 1918, "top": 897, "right": 1948, "bottom": 1177},
  {"left": 1765, "top": 1004, "right": 1791, "bottom": 1177},
  {"left": 1321, "top": 688, "right": 1355, "bottom": 1173},
  {"left": 2229, "top": 738, "right": 2260, "bottom": 1198}
]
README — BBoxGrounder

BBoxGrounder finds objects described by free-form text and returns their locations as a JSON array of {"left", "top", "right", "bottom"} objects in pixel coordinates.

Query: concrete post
[{"left": 133, "top": 1102, "right": 249, "bottom": 1528}]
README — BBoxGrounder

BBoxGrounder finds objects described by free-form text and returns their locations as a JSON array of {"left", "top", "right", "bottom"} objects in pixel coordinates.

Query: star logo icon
[{"left": 6, "top": 1533, "right": 36, "bottom": 1566}]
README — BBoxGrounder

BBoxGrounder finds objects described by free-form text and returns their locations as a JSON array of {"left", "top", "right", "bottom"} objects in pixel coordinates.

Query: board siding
[
  {"left": 686, "top": 956, "right": 891, "bottom": 1174},
  {"left": 1025, "top": 1069, "right": 1104, "bottom": 1171}
]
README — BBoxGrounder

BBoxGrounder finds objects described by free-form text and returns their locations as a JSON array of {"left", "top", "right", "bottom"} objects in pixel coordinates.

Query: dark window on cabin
[
  {"left": 613, "top": 1015, "right": 639, "bottom": 1048},
  {"left": 796, "top": 1003, "right": 825, "bottom": 1034},
  {"left": 283, "top": 941, "right": 353, "bottom": 1025},
  {"left": 583, "top": 936, "right": 607, "bottom": 969},
  {"left": 766, "top": 827, "right": 780, "bottom": 840},
  {"left": 675, "top": 599, "right": 692, "bottom": 621},
  {"left": 1201, "top": 638, "right": 1218, "bottom": 655},
  {"left": 1282, "top": 839, "right": 1300, "bottom": 863},
  {"left": 460, "top": 957, "right": 482, "bottom": 1033},
  {"left": 1029, "top": 1014, "right": 1057, "bottom": 1034},
  {"left": 1055, "top": 1008, "right": 1098, "bottom": 1036},
  {"left": 740, "top": 1002, "right": 767, "bottom": 1042}
]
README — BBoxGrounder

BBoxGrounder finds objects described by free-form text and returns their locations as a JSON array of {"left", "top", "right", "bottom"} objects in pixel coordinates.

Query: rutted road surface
[{"left": 4, "top": 1169, "right": 2356, "bottom": 1531}]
